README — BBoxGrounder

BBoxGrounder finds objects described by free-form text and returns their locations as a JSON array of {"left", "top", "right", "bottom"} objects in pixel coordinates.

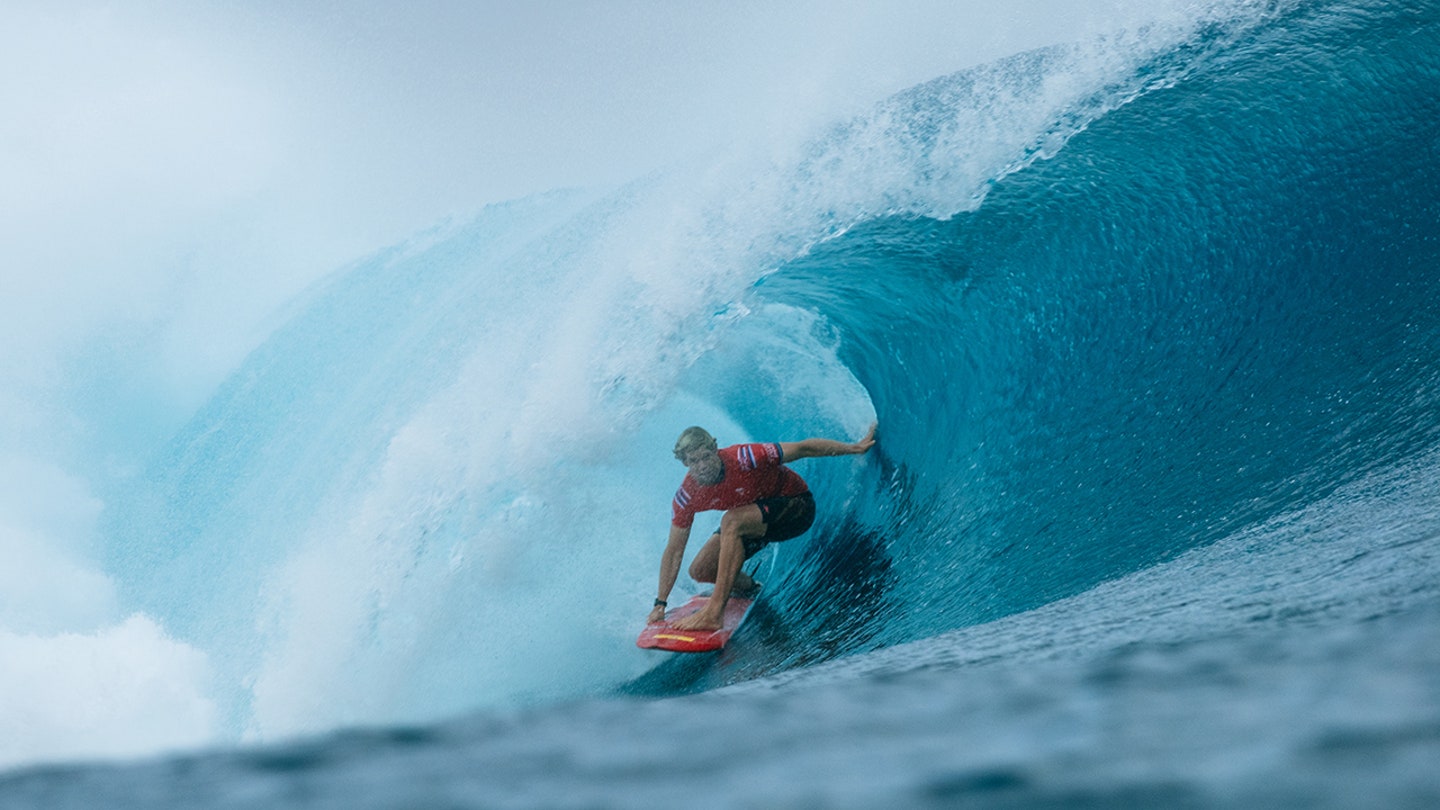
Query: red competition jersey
[{"left": 671, "top": 443, "right": 810, "bottom": 529}]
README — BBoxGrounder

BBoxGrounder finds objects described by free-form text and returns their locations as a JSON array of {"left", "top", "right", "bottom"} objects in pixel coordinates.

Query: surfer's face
[{"left": 682, "top": 447, "right": 724, "bottom": 485}]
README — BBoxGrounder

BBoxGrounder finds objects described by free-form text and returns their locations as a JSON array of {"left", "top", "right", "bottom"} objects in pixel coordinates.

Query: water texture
[{"left": 4, "top": 0, "right": 1439, "bottom": 805}]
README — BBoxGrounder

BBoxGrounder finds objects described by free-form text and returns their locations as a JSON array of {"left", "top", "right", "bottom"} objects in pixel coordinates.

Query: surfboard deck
[{"left": 636, "top": 593, "right": 754, "bottom": 652}]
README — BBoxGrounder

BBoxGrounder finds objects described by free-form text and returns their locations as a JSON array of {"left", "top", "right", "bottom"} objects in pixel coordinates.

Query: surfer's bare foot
[{"left": 672, "top": 610, "right": 723, "bottom": 631}]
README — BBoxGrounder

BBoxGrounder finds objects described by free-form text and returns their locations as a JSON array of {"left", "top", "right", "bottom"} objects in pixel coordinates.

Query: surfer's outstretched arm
[
  {"left": 779, "top": 423, "right": 877, "bottom": 462},
  {"left": 650, "top": 523, "right": 691, "bottom": 623}
]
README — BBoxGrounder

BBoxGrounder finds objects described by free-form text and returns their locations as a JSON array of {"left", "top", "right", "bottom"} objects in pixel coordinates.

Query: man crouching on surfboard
[{"left": 649, "top": 424, "right": 877, "bottom": 631}]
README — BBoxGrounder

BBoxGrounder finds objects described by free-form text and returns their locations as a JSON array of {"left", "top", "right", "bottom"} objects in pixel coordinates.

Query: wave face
[
  {"left": 731, "top": 0, "right": 1440, "bottom": 668},
  {"left": 74, "top": 0, "right": 1440, "bottom": 778}
]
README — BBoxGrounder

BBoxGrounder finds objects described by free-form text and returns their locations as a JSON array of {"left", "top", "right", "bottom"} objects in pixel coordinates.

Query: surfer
[{"left": 650, "top": 424, "right": 877, "bottom": 631}]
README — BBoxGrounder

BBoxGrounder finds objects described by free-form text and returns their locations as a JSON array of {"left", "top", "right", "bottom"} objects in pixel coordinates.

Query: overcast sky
[{"left": 0, "top": 0, "right": 1206, "bottom": 407}]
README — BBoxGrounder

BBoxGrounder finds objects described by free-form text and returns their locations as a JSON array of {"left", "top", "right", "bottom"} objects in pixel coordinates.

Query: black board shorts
[{"left": 743, "top": 492, "right": 816, "bottom": 558}]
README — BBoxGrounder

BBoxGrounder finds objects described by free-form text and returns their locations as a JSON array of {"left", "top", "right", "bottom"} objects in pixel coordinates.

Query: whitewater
[{"left": 3, "top": 0, "right": 1439, "bottom": 806}]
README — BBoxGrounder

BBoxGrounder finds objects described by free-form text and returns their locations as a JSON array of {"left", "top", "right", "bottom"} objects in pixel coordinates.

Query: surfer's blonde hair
[{"left": 673, "top": 426, "right": 718, "bottom": 461}]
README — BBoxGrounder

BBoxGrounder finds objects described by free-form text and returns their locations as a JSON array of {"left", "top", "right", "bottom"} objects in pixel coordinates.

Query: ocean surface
[{"left": 4, "top": 0, "right": 1440, "bottom": 806}]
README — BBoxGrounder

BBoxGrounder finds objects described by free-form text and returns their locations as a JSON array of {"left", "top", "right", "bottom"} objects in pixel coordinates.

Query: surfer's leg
[
  {"left": 689, "top": 527, "right": 761, "bottom": 593},
  {"left": 688, "top": 532, "right": 722, "bottom": 583},
  {"left": 714, "top": 505, "right": 765, "bottom": 600},
  {"left": 673, "top": 505, "right": 765, "bottom": 630}
]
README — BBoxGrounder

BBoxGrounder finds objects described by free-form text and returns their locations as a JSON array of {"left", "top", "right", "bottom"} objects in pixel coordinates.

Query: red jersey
[{"left": 671, "top": 443, "right": 810, "bottom": 529}]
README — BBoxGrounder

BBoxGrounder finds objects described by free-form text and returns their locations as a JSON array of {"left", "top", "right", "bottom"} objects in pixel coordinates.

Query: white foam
[
  {"left": 0, "top": 615, "right": 218, "bottom": 770},
  {"left": 0, "top": 457, "right": 219, "bottom": 771},
  {"left": 0, "top": 457, "right": 114, "bottom": 634},
  {"left": 232, "top": 2, "right": 1270, "bottom": 741}
]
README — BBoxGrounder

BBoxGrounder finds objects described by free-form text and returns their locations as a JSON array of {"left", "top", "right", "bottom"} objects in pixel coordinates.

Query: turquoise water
[{"left": 6, "top": 0, "right": 1439, "bottom": 805}]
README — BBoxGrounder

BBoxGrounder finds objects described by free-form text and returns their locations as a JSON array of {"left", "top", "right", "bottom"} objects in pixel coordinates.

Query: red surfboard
[{"left": 636, "top": 594, "right": 754, "bottom": 652}]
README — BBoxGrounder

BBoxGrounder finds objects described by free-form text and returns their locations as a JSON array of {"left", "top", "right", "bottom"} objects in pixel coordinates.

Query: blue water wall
[
  {"left": 103, "top": 0, "right": 1440, "bottom": 739},
  {"left": 745, "top": 0, "right": 1440, "bottom": 659}
]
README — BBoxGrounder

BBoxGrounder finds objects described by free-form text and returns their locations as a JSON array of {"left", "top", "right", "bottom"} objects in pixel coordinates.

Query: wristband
[{"left": 653, "top": 598, "right": 667, "bottom": 608}]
